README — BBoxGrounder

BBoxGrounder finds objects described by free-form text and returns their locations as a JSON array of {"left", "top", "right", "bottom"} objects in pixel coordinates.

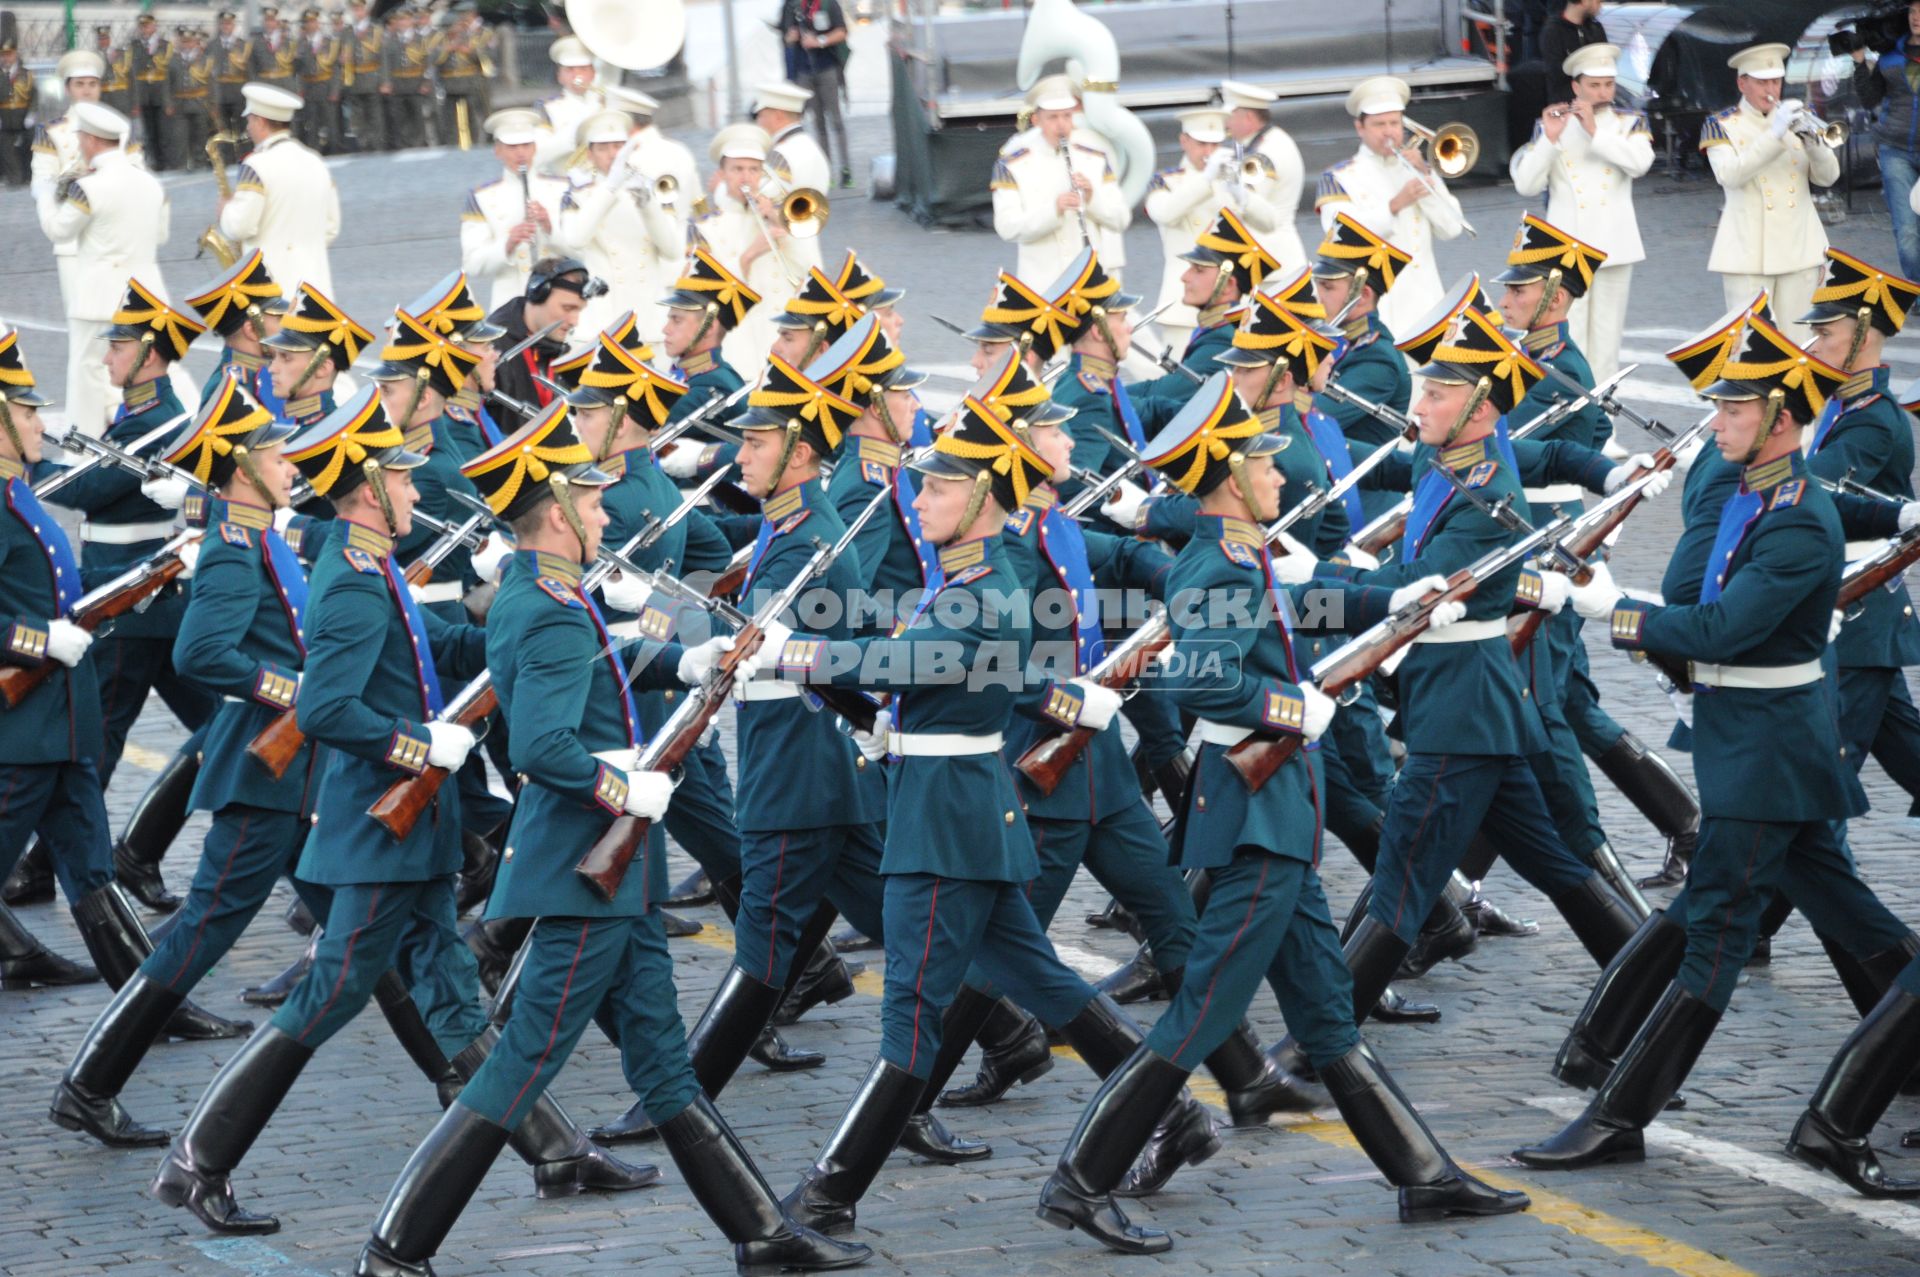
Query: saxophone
[{"left": 197, "top": 132, "right": 242, "bottom": 267}]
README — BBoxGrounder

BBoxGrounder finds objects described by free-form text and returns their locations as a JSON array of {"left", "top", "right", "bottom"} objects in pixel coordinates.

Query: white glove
[
  {"left": 1768, "top": 104, "right": 1796, "bottom": 138},
  {"left": 1426, "top": 599, "right": 1468, "bottom": 632},
  {"left": 1603, "top": 454, "right": 1658, "bottom": 495},
  {"left": 853, "top": 708, "right": 892, "bottom": 763},
  {"left": 1270, "top": 532, "right": 1316, "bottom": 584},
  {"left": 1568, "top": 562, "right": 1622, "bottom": 621},
  {"left": 1202, "top": 148, "right": 1234, "bottom": 183},
  {"left": 1300, "top": 683, "right": 1336, "bottom": 742},
  {"left": 599, "top": 571, "right": 653, "bottom": 615},
  {"left": 1104, "top": 478, "right": 1149, "bottom": 531},
  {"left": 658, "top": 444, "right": 703, "bottom": 480},
  {"left": 1070, "top": 681, "right": 1123, "bottom": 732},
  {"left": 1388, "top": 574, "right": 1449, "bottom": 613},
  {"left": 677, "top": 635, "right": 734, "bottom": 686},
  {"left": 470, "top": 532, "right": 513, "bottom": 585},
  {"left": 1829, "top": 610, "right": 1846, "bottom": 643},
  {"left": 140, "top": 474, "right": 190, "bottom": 510},
  {"left": 622, "top": 770, "right": 673, "bottom": 820},
  {"left": 45, "top": 619, "right": 92, "bottom": 667},
  {"left": 1341, "top": 545, "right": 1381, "bottom": 571},
  {"left": 1900, "top": 502, "right": 1920, "bottom": 534},
  {"left": 424, "top": 722, "right": 477, "bottom": 770},
  {"left": 1533, "top": 570, "right": 1571, "bottom": 615},
  {"left": 272, "top": 506, "right": 297, "bottom": 532},
  {"left": 176, "top": 539, "right": 201, "bottom": 581}
]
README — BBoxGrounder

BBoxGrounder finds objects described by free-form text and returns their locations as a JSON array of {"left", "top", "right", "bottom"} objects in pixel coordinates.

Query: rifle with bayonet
[{"left": 33, "top": 417, "right": 197, "bottom": 502}]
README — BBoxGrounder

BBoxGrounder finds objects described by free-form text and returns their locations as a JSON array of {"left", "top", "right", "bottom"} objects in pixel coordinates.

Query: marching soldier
[
  {"left": 130, "top": 12, "right": 172, "bottom": 169},
  {"left": 46, "top": 105, "right": 171, "bottom": 438},
  {"left": 1515, "top": 312, "right": 1920, "bottom": 1172},
  {"left": 1143, "top": 108, "right": 1235, "bottom": 350},
  {"left": 166, "top": 26, "right": 216, "bottom": 173},
  {"left": 461, "top": 108, "right": 569, "bottom": 311},
  {"left": 532, "top": 35, "right": 604, "bottom": 174},
  {"left": 219, "top": 83, "right": 341, "bottom": 298},
  {"left": 184, "top": 250, "right": 289, "bottom": 418},
  {"left": 992, "top": 74, "right": 1129, "bottom": 291},
  {"left": 0, "top": 40, "right": 35, "bottom": 187},
  {"left": 99, "top": 26, "right": 135, "bottom": 118},
  {"left": 1316, "top": 75, "right": 1466, "bottom": 334},
  {"left": 1509, "top": 43, "right": 1654, "bottom": 384},
  {"left": 293, "top": 8, "right": 340, "bottom": 154},
  {"left": 263, "top": 280, "right": 369, "bottom": 429},
  {"left": 554, "top": 110, "right": 687, "bottom": 342},
  {"left": 1218, "top": 79, "right": 1309, "bottom": 275},
  {"left": 351, "top": 402, "right": 866, "bottom": 1277},
  {"left": 692, "top": 123, "right": 805, "bottom": 372},
  {"left": 606, "top": 83, "right": 702, "bottom": 213},
  {"left": 434, "top": 1, "right": 494, "bottom": 147},
  {"left": 50, "top": 378, "right": 312, "bottom": 1150},
  {"left": 380, "top": 5, "right": 432, "bottom": 149},
  {"left": 1702, "top": 43, "right": 1841, "bottom": 341},
  {"left": 1306, "top": 214, "right": 1412, "bottom": 519},
  {"left": 246, "top": 7, "right": 299, "bottom": 95},
  {"left": 756, "top": 80, "right": 831, "bottom": 193},
  {"left": 648, "top": 247, "right": 757, "bottom": 486},
  {"left": 341, "top": 0, "right": 385, "bottom": 151},
  {"left": 212, "top": 11, "right": 251, "bottom": 136},
  {"left": 0, "top": 329, "right": 248, "bottom": 1025},
  {"left": 1033, "top": 374, "right": 1526, "bottom": 1257}
]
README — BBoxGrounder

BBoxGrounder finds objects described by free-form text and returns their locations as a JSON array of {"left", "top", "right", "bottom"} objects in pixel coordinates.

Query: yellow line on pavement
[
  {"left": 671, "top": 916, "right": 1750, "bottom": 1277},
  {"left": 121, "top": 741, "right": 173, "bottom": 773}
]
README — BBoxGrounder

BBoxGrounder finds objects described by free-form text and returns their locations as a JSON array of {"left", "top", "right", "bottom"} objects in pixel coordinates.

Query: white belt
[
  {"left": 1844, "top": 539, "right": 1890, "bottom": 562},
  {"left": 1195, "top": 719, "right": 1254, "bottom": 747},
  {"left": 734, "top": 679, "right": 802, "bottom": 702},
  {"left": 81, "top": 519, "right": 177, "bottom": 545},
  {"left": 1524, "top": 484, "right": 1583, "bottom": 506},
  {"left": 1689, "top": 659, "right": 1822, "bottom": 690},
  {"left": 412, "top": 581, "right": 463, "bottom": 604},
  {"left": 887, "top": 731, "right": 1003, "bottom": 757},
  {"left": 1413, "top": 617, "right": 1507, "bottom": 644}
]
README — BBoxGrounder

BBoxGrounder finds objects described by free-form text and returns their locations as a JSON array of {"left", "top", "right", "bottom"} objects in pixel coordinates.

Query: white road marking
[
  {"left": 1048, "top": 940, "right": 1118, "bottom": 984},
  {"left": 1525, "top": 1095, "right": 1920, "bottom": 1242},
  {"left": 392, "top": 148, "right": 453, "bottom": 163}
]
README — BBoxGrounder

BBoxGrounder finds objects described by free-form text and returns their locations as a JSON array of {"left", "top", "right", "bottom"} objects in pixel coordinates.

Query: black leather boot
[
  {"left": 1554, "top": 910, "right": 1687, "bottom": 1092},
  {"left": 1085, "top": 897, "right": 1138, "bottom": 934},
  {"left": 0, "top": 899, "right": 97, "bottom": 988},
  {"left": 2, "top": 839, "right": 54, "bottom": 905},
  {"left": 783, "top": 1058, "right": 928, "bottom": 1235},
  {"left": 938, "top": 995, "right": 1055, "bottom": 1107},
  {"left": 1461, "top": 883, "right": 1540, "bottom": 938},
  {"left": 661, "top": 909, "right": 704, "bottom": 937},
  {"left": 664, "top": 865, "right": 714, "bottom": 908},
  {"left": 1394, "top": 883, "right": 1477, "bottom": 980},
  {"left": 462, "top": 914, "right": 531, "bottom": 996},
  {"left": 1036, "top": 1046, "right": 1185, "bottom": 1254},
  {"left": 1344, "top": 915, "right": 1417, "bottom": 1026},
  {"left": 1586, "top": 840, "right": 1652, "bottom": 922},
  {"left": 749, "top": 1026, "right": 824, "bottom": 1071},
  {"left": 372, "top": 970, "right": 465, "bottom": 1106},
  {"left": 72, "top": 884, "right": 250, "bottom": 1041},
  {"left": 355, "top": 1102, "right": 512, "bottom": 1277},
  {"left": 1094, "top": 942, "right": 1171, "bottom": 1003},
  {"left": 1373, "top": 986, "right": 1443, "bottom": 1023},
  {"left": 1205, "top": 1020, "right": 1328, "bottom": 1126},
  {"left": 1591, "top": 731, "right": 1699, "bottom": 891},
  {"left": 661, "top": 1095, "right": 871, "bottom": 1275},
  {"left": 1152, "top": 749, "right": 1194, "bottom": 812},
  {"left": 772, "top": 940, "right": 858, "bottom": 1026},
  {"left": 1055, "top": 993, "right": 1146, "bottom": 1075},
  {"left": 896, "top": 988, "right": 994, "bottom": 1162},
  {"left": 112, "top": 744, "right": 198, "bottom": 913},
  {"left": 50, "top": 973, "right": 179, "bottom": 1146},
  {"left": 152, "top": 1025, "right": 315, "bottom": 1233},
  {"left": 1550, "top": 873, "right": 1641, "bottom": 967},
  {"left": 1322, "top": 1042, "right": 1529, "bottom": 1222},
  {"left": 453, "top": 829, "right": 498, "bottom": 917},
  {"left": 1786, "top": 984, "right": 1920, "bottom": 1198},
  {"left": 1514, "top": 984, "right": 1721, "bottom": 1170},
  {"left": 240, "top": 932, "right": 316, "bottom": 1007}
]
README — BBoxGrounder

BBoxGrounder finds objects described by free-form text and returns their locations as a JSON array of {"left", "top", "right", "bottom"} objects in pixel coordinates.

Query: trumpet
[
  {"left": 1395, "top": 116, "right": 1479, "bottom": 238},
  {"left": 196, "top": 132, "right": 242, "bottom": 268},
  {"left": 630, "top": 171, "right": 679, "bottom": 210},
  {"left": 1781, "top": 101, "right": 1848, "bottom": 146}
]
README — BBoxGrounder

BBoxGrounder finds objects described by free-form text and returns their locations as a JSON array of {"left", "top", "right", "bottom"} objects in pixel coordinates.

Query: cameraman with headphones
[
  {"left": 1850, "top": 1, "right": 1920, "bottom": 279},
  {"left": 486, "top": 255, "right": 605, "bottom": 432}
]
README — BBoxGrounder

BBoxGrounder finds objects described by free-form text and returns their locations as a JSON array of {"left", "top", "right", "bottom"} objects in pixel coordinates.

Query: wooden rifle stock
[
  {"left": 402, "top": 557, "right": 433, "bottom": 587},
  {"left": 1224, "top": 569, "right": 1482, "bottom": 792},
  {"left": 1354, "top": 504, "right": 1409, "bottom": 557},
  {"left": 246, "top": 709, "right": 306, "bottom": 780},
  {"left": 1838, "top": 530, "right": 1920, "bottom": 611},
  {"left": 367, "top": 683, "right": 500, "bottom": 839},
  {"left": 0, "top": 555, "right": 186, "bottom": 709},
  {"left": 1014, "top": 614, "right": 1172, "bottom": 796}
]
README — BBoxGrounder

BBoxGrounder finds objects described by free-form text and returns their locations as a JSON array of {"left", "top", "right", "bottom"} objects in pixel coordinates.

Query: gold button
[
  {"left": 664, "top": 690, "right": 675, "bottom": 702},
  {"left": 854, "top": 756, "right": 866, "bottom": 770},
  {"left": 1004, "top": 810, "right": 1016, "bottom": 824},
  {"left": 1197, "top": 795, "right": 1208, "bottom": 811}
]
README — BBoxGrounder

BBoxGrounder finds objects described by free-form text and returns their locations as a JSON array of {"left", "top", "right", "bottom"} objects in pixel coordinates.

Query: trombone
[
  {"left": 1396, "top": 116, "right": 1479, "bottom": 238},
  {"left": 748, "top": 177, "right": 830, "bottom": 287}
]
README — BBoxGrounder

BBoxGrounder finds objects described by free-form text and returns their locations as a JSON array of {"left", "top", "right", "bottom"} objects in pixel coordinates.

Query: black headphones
[{"left": 526, "top": 257, "right": 606, "bottom": 304}]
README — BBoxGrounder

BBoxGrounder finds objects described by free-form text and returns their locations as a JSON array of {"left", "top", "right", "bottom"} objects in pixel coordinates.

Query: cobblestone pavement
[{"left": 7, "top": 116, "right": 1920, "bottom": 1276}]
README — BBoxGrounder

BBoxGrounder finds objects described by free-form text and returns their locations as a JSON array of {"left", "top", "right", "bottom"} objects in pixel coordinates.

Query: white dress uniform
[
  {"left": 1230, "top": 123, "right": 1308, "bottom": 275},
  {"left": 1702, "top": 97, "right": 1839, "bottom": 343},
  {"left": 219, "top": 130, "right": 340, "bottom": 299},
  {"left": 1316, "top": 143, "right": 1464, "bottom": 335},
  {"left": 1509, "top": 107, "right": 1654, "bottom": 381},
  {"left": 1144, "top": 155, "right": 1231, "bottom": 346},
  {"left": 628, "top": 123, "right": 700, "bottom": 211},
  {"left": 697, "top": 184, "right": 820, "bottom": 372},
  {"left": 46, "top": 145, "right": 170, "bottom": 436},
  {"left": 461, "top": 164, "right": 572, "bottom": 312},
  {"left": 992, "top": 124, "right": 1128, "bottom": 288},
  {"left": 34, "top": 115, "right": 147, "bottom": 317},
  {"left": 532, "top": 87, "right": 605, "bottom": 174},
  {"left": 555, "top": 171, "right": 685, "bottom": 342},
  {"left": 768, "top": 122, "right": 831, "bottom": 197}
]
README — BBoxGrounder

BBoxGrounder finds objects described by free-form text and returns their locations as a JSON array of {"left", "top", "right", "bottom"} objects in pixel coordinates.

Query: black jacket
[
  {"left": 1540, "top": 14, "right": 1606, "bottom": 103},
  {"left": 486, "top": 296, "right": 565, "bottom": 435}
]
